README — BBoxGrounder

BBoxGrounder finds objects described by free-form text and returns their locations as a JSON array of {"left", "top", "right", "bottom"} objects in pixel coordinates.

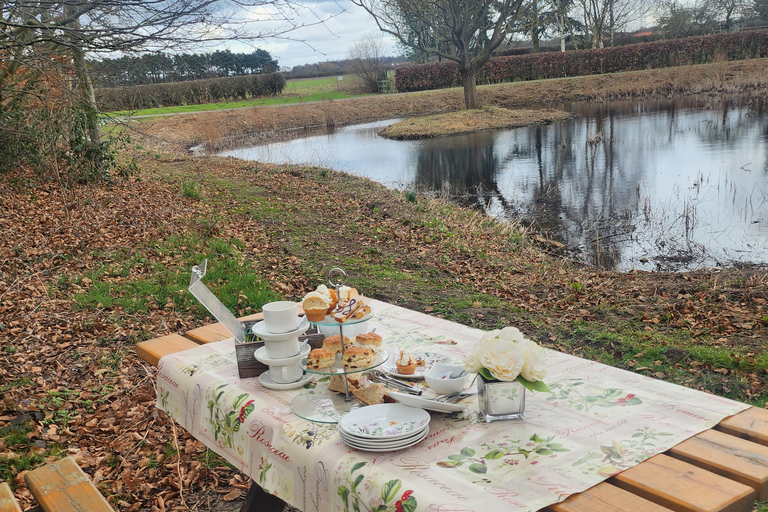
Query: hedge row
[
  {"left": 394, "top": 31, "right": 768, "bottom": 93},
  {"left": 97, "top": 72, "right": 286, "bottom": 111}
]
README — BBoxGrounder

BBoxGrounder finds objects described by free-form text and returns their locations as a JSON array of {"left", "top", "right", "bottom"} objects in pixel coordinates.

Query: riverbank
[
  {"left": 133, "top": 58, "right": 768, "bottom": 152},
  {"left": 379, "top": 106, "right": 573, "bottom": 139}
]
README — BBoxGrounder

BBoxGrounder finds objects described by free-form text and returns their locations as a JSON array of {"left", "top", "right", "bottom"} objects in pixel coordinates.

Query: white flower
[
  {"left": 480, "top": 339, "right": 524, "bottom": 382},
  {"left": 498, "top": 326, "right": 526, "bottom": 343},
  {"left": 463, "top": 345, "right": 483, "bottom": 373},
  {"left": 520, "top": 342, "right": 547, "bottom": 382}
]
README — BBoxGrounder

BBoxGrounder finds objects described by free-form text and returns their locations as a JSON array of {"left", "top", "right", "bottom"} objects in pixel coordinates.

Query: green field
[{"left": 110, "top": 74, "right": 365, "bottom": 117}]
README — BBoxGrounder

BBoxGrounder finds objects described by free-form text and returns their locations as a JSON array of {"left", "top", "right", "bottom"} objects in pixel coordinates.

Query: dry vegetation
[
  {"left": 133, "top": 58, "right": 768, "bottom": 152},
  {"left": 378, "top": 106, "right": 573, "bottom": 139}
]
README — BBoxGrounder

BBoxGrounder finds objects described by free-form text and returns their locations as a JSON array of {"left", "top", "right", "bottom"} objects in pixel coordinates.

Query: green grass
[{"left": 70, "top": 233, "right": 282, "bottom": 323}]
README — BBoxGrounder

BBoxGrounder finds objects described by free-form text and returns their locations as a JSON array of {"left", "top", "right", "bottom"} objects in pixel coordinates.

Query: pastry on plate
[
  {"left": 323, "top": 334, "right": 351, "bottom": 354},
  {"left": 342, "top": 346, "right": 375, "bottom": 369},
  {"left": 327, "top": 374, "right": 361, "bottom": 393},
  {"left": 395, "top": 350, "right": 417, "bottom": 375},
  {"left": 352, "top": 383, "right": 385, "bottom": 405},
  {"left": 306, "top": 348, "right": 335, "bottom": 369},
  {"left": 355, "top": 332, "right": 382, "bottom": 348}
]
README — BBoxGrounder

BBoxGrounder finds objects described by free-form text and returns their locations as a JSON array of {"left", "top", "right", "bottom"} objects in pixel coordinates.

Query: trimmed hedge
[
  {"left": 97, "top": 72, "right": 286, "bottom": 111},
  {"left": 395, "top": 31, "right": 768, "bottom": 93}
]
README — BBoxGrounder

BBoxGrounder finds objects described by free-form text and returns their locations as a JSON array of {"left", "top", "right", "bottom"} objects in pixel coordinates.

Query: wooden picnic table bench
[{"left": 136, "top": 313, "right": 768, "bottom": 512}]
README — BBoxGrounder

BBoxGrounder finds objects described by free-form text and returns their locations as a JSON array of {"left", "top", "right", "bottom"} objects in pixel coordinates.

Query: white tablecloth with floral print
[{"left": 156, "top": 300, "right": 749, "bottom": 512}]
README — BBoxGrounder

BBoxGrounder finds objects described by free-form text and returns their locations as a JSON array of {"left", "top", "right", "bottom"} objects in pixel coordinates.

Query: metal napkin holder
[{"left": 188, "top": 259, "right": 323, "bottom": 379}]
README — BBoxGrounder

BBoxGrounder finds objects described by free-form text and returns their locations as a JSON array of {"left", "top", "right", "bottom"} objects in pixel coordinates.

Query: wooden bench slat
[
  {"left": 24, "top": 457, "right": 113, "bottom": 512},
  {"left": 610, "top": 453, "right": 755, "bottom": 512},
  {"left": 0, "top": 483, "right": 21, "bottom": 512},
  {"left": 668, "top": 429, "right": 768, "bottom": 500},
  {"left": 716, "top": 407, "right": 768, "bottom": 448},
  {"left": 135, "top": 334, "right": 199, "bottom": 367},
  {"left": 185, "top": 312, "right": 266, "bottom": 344},
  {"left": 548, "top": 482, "right": 675, "bottom": 512}
]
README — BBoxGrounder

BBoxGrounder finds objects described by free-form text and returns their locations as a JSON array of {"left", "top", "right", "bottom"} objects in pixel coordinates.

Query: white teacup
[
  {"left": 262, "top": 301, "right": 299, "bottom": 333},
  {"left": 269, "top": 362, "right": 303, "bottom": 384},
  {"left": 264, "top": 337, "right": 300, "bottom": 359}
]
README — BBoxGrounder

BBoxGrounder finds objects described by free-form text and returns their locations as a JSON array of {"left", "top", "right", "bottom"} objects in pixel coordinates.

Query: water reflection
[{"left": 218, "top": 97, "right": 768, "bottom": 271}]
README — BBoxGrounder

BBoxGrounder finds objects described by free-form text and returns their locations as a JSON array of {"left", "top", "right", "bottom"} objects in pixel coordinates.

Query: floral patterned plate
[
  {"left": 340, "top": 426, "right": 430, "bottom": 452},
  {"left": 381, "top": 351, "right": 452, "bottom": 379},
  {"left": 338, "top": 403, "right": 431, "bottom": 439},
  {"left": 338, "top": 424, "right": 427, "bottom": 448}
]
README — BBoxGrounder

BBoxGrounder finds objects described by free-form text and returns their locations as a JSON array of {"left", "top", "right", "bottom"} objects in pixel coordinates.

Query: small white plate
[
  {"left": 339, "top": 403, "right": 430, "bottom": 439},
  {"left": 259, "top": 371, "right": 315, "bottom": 390},
  {"left": 386, "top": 391, "right": 470, "bottom": 413},
  {"left": 254, "top": 344, "right": 311, "bottom": 365},
  {"left": 381, "top": 351, "right": 452, "bottom": 379},
  {"left": 251, "top": 316, "right": 310, "bottom": 340},
  {"left": 341, "top": 427, "right": 429, "bottom": 452}
]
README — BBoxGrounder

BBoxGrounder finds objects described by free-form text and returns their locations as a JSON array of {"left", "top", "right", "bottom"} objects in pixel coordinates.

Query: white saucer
[
  {"left": 254, "top": 344, "right": 311, "bottom": 365},
  {"left": 251, "top": 316, "right": 310, "bottom": 340},
  {"left": 259, "top": 371, "right": 315, "bottom": 390},
  {"left": 381, "top": 351, "right": 452, "bottom": 379}
]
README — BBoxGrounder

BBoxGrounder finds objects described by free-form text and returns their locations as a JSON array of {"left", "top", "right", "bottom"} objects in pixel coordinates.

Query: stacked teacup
[{"left": 252, "top": 301, "right": 311, "bottom": 387}]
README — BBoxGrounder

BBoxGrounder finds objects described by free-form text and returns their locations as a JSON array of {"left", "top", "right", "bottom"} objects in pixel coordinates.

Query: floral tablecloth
[{"left": 157, "top": 300, "right": 749, "bottom": 512}]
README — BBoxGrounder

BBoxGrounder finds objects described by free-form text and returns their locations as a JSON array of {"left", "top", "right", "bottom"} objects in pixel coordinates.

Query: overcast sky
[{"left": 228, "top": 1, "right": 400, "bottom": 69}]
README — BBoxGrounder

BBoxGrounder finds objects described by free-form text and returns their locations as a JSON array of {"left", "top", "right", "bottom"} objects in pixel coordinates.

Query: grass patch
[
  {"left": 379, "top": 106, "right": 574, "bottom": 140},
  {"left": 71, "top": 234, "right": 282, "bottom": 320}
]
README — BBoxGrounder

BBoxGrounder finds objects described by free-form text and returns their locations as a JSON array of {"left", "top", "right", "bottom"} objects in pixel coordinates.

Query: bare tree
[
  {"left": 348, "top": 33, "right": 387, "bottom": 93},
  {"left": 0, "top": 0, "right": 335, "bottom": 177},
  {"left": 351, "top": 0, "right": 527, "bottom": 109}
]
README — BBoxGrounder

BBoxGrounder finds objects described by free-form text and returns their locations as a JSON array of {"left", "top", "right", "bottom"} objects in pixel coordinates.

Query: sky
[{"left": 229, "top": 0, "right": 400, "bottom": 69}]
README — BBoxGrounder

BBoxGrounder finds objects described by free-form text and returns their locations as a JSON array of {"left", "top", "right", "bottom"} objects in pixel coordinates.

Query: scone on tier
[
  {"left": 302, "top": 292, "right": 330, "bottom": 322},
  {"left": 306, "top": 348, "right": 335, "bottom": 369},
  {"left": 355, "top": 332, "right": 382, "bottom": 349},
  {"left": 395, "top": 350, "right": 417, "bottom": 375},
  {"left": 342, "top": 346, "right": 375, "bottom": 369},
  {"left": 323, "top": 335, "right": 351, "bottom": 354},
  {"left": 327, "top": 374, "right": 362, "bottom": 393},
  {"left": 352, "top": 383, "right": 386, "bottom": 405}
]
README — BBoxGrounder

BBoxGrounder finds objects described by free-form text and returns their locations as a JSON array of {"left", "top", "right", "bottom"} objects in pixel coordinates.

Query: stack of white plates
[{"left": 338, "top": 404, "right": 430, "bottom": 452}]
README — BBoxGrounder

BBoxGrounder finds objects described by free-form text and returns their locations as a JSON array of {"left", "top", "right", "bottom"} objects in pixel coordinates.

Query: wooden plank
[
  {"left": 610, "top": 453, "right": 755, "bottom": 512},
  {"left": 24, "top": 457, "right": 113, "bottom": 512},
  {"left": 668, "top": 429, "right": 768, "bottom": 500},
  {"left": 0, "top": 483, "right": 22, "bottom": 512},
  {"left": 716, "top": 407, "right": 768, "bottom": 448},
  {"left": 547, "top": 482, "right": 675, "bottom": 512},
  {"left": 135, "top": 334, "right": 199, "bottom": 367},
  {"left": 185, "top": 313, "right": 265, "bottom": 344}
]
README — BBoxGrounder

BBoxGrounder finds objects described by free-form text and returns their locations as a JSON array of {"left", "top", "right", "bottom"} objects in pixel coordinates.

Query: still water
[{"left": 219, "top": 98, "right": 768, "bottom": 271}]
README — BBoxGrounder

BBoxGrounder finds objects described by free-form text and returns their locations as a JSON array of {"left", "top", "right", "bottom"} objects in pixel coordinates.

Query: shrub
[{"left": 394, "top": 31, "right": 768, "bottom": 92}]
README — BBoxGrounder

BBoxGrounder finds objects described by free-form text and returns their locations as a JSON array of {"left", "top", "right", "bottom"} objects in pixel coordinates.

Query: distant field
[{"left": 110, "top": 74, "right": 363, "bottom": 117}]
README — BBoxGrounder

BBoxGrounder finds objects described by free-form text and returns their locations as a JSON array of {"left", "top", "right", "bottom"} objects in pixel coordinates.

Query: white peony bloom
[
  {"left": 499, "top": 326, "right": 526, "bottom": 343},
  {"left": 520, "top": 343, "right": 547, "bottom": 382},
  {"left": 463, "top": 345, "right": 484, "bottom": 373},
  {"left": 480, "top": 340, "right": 524, "bottom": 381}
]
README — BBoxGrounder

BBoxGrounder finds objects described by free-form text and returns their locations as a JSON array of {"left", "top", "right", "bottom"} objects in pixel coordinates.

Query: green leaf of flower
[
  {"left": 233, "top": 393, "right": 248, "bottom": 409},
  {"left": 478, "top": 368, "right": 496, "bottom": 381},
  {"left": 536, "top": 448, "right": 553, "bottom": 455},
  {"left": 381, "top": 479, "right": 402, "bottom": 503},
  {"left": 351, "top": 462, "right": 367, "bottom": 474},
  {"left": 460, "top": 447, "right": 476, "bottom": 458},
  {"left": 437, "top": 461, "right": 463, "bottom": 468},
  {"left": 352, "top": 474, "right": 364, "bottom": 492},
  {"left": 530, "top": 434, "right": 543, "bottom": 443},
  {"left": 469, "top": 463, "right": 487, "bottom": 474},
  {"left": 337, "top": 487, "right": 349, "bottom": 507},
  {"left": 401, "top": 496, "right": 417, "bottom": 512},
  {"left": 516, "top": 377, "right": 551, "bottom": 393},
  {"left": 447, "top": 454, "right": 466, "bottom": 460},
  {"left": 603, "top": 388, "right": 622, "bottom": 397},
  {"left": 485, "top": 449, "right": 505, "bottom": 460}
]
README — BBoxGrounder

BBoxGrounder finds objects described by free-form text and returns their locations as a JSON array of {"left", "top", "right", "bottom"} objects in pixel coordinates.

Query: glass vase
[{"left": 477, "top": 375, "right": 525, "bottom": 422}]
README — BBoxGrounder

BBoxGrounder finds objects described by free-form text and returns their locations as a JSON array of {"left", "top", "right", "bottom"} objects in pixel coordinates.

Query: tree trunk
[
  {"left": 71, "top": 47, "right": 102, "bottom": 147},
  {"left": 460, "top": 68, "right": 478, "bottom": 109},
  {"left": 558, "top": 14, "right": 566, "bottom": 52}
]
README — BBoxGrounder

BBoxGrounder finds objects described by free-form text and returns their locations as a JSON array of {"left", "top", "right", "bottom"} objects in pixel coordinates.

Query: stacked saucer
[{"left": 338, "top": 404, "right": 430, "bottom": 452}]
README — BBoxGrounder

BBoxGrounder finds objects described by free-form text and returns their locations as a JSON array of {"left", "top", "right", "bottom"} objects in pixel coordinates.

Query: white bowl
[{"left": 424, "top": 363, "right": 468, "bottom": 395}]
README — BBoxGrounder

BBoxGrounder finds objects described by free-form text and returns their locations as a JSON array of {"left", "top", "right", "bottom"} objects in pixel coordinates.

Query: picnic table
[{"left": 136, "top": 300, "right": 768, "bottom": 512}]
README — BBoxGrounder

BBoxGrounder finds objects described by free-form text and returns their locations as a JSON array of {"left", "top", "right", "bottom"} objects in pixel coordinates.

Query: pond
[{"left": 218, "top": 97, "right": 768, "bottom": 272}]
